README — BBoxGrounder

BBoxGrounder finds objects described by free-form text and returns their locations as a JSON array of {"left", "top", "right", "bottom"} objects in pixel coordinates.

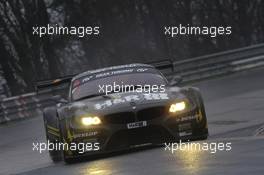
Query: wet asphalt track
[{"left": 0, "top": 67, "right": 264, "bottom": 175}]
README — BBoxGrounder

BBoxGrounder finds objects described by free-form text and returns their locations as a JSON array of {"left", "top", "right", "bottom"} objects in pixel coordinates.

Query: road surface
[{"left": 0, "top": 67, "right": 263, "bottom": 175}]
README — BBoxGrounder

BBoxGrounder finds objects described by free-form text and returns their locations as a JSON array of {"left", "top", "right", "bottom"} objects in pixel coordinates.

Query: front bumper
[{"left": 63, "top": 107, "right": 208, "bottom": 158}]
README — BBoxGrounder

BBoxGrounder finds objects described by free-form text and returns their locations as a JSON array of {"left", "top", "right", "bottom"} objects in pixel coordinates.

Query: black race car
[{"left": 38, "top": 62, "right": 208, "bottom": 163}]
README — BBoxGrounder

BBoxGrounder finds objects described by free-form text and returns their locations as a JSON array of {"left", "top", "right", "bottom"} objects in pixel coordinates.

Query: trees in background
[
  {"left": 0, "top": 0, "right": 60, "bottom": 94},
  {"left": 0, "top": 0, "right": 264, "bottom": 95}
]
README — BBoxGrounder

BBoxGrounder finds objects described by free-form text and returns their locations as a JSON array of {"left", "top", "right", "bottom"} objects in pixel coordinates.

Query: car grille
[
  {"left": 103, "top": 112, "right": 135, "bottom": 124},
  {"left": 103, "top": 106, "right": 167, "bottom": 124},
  {"left": 137, "top": 106, "right": 167, "bottom": 121}
]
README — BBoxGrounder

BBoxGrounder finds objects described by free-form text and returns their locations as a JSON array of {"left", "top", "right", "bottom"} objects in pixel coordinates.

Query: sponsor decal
[
  {"left": 95, "top": 69, "right": 134, "bottom": 78},
  {"left": 82, "top": 75, "right": 94, "bottom": 83},
  {"left": 179, "top": 131, "right": 192, "bottom": 137},
  {"left": 94, "top": 93, "right": 169, "bottom": 110},
  {"left": 73, "top": 131, "right": 98, "bottom": 139},
  {"left": 176, "top": 115, "right": 197, "bottom": 122},
  {"left": 178, "top": 123, "right": 191, "bottom": 131},
  {"left": 136, "top": 68, "right": 148, "bottom": 72},
  {"left": 127, "top": 121, "right": 147, "bottom": 129},
  {"left": 196, "top": 109, "right": 203, "bottom": 122}
]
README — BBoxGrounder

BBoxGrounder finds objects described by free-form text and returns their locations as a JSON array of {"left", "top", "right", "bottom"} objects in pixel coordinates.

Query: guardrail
[
  {"left": 1, "top": 43, "right": 264, "bottom": 124},
  {"left": 0, "top": 92, "right": 60, "bottom": 123},
  {"left": 170, "top": 43, "right": 264, "bottom": 83}
]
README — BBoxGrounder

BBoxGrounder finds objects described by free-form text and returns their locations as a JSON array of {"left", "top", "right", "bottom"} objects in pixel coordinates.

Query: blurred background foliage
[{"left": 0, "top": 0, "right": 264, "bottom": 95}]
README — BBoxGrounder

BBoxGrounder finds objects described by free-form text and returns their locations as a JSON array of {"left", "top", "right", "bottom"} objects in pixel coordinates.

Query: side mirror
[
  {"left": 169, "top": 75, "right": 183, "bottom": 86},
  {"left": 52, "top": 95, "right": 68, "bottom": 104},
  {"left": 58, "top": 98, "right": 68, "bottom": 104}
]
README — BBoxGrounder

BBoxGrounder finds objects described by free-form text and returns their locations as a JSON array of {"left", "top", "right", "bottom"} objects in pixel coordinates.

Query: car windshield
[{"left": 71, "top": 68, "right": 167, "bottom": 101}]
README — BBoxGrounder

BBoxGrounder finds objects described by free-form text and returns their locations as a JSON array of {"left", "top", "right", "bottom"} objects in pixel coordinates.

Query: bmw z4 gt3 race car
[{"left": 38, "top": 62, "right": 208, "bottom": 163}]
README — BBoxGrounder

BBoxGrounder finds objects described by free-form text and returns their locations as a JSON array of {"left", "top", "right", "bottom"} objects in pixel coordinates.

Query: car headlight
[
  {"left": 81, "top": 116, "right": 101, "bottom": 126},
  {"left": 169, "top": 101, "right": 186, "bottom": 113}
]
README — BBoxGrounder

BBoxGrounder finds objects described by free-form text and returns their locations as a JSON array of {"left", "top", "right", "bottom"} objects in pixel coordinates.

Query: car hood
[{"left": 60, "top": 87, "right": 187, "bottom": 118}]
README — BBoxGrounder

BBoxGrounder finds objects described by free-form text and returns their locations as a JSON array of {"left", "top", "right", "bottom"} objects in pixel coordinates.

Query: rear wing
[
  {"left": 147, "top": 59, "right": 174, "bottom": 75},
  {"left": 35, "top": 75, "right": 73, "bottom": 94}
]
